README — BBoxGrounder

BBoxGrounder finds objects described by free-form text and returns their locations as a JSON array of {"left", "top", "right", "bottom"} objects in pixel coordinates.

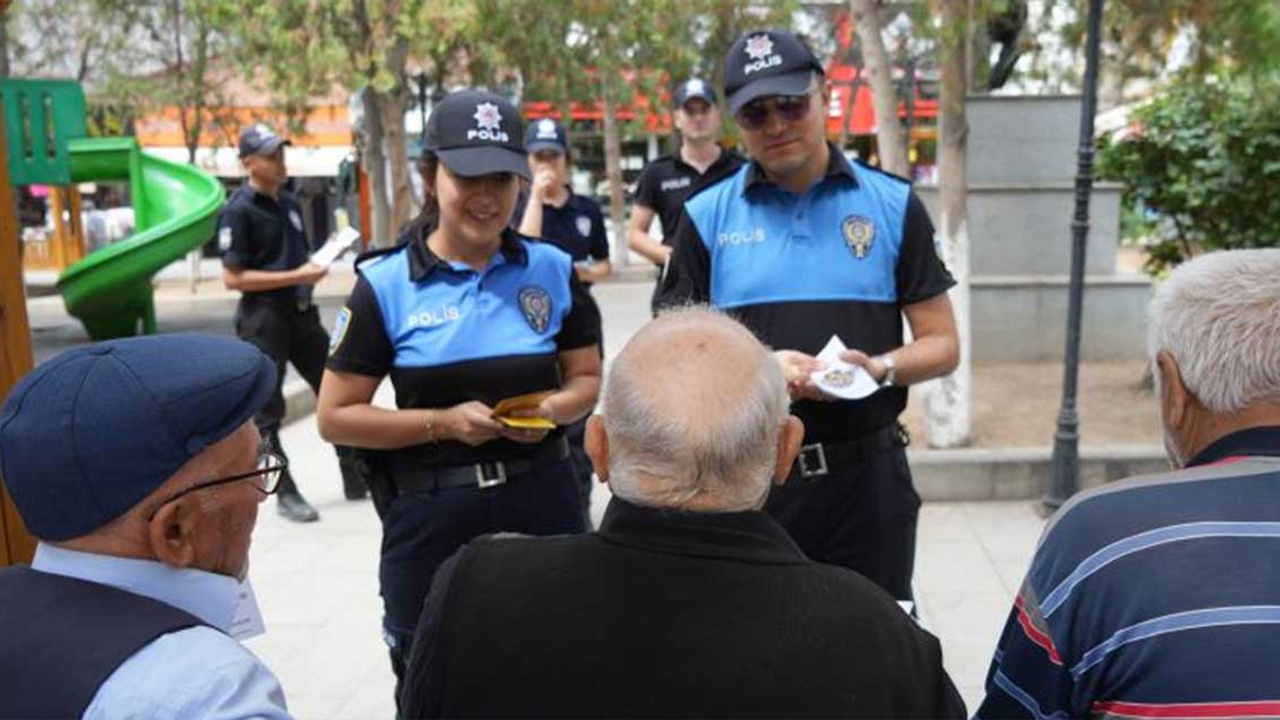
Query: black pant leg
[
  {"left": 288, "top": 307, "right": 329, "bottom": 392},
  {"left": 235, "top": 300, "right": 292, "bottom": 436},
  {"left": 765, "top": 445, "right": 920, "bottom": 601}
]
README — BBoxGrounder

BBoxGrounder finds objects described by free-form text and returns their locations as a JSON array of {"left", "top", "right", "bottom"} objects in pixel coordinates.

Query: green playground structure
[
  {"left": 3, "top": 79, "right": 224, "bottom": 340},
  {"left": 58, "top": 138, "right": 224, "bottom": 339}
]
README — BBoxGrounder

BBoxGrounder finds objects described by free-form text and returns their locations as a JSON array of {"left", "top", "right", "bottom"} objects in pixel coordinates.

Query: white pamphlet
[
  {"left": 309, "top": 226, "right": 361, "bottom": 269},
  {"left": 809, "top": 335, "right": 880, "bottom": 400}
]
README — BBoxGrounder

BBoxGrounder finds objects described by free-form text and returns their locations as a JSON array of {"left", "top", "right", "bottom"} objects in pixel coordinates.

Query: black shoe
[{"left": 277, "top": 492, "right": 320, "bottom": 523}]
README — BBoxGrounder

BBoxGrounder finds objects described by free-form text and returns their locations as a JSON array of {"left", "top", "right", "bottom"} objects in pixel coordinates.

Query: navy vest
[{"left": 0, "top": 566, "right": 209, "bottom": 719}]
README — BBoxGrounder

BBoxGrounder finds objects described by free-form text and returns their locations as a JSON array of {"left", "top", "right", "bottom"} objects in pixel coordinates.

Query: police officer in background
[
  {"left": 629, "top": 77, "right": 743, "bottom": 312},
  {"left": 220, "top": 124, "right": 364, "bottom": 523},
  {"left": 316, "top": 89, "right": 601, "bottom": 705},
  {"left": 657, "top": 30, "right": 960, "bottom": 603},
  {"left": 517, "top": 117, "right": 609, "bottom": 516}
]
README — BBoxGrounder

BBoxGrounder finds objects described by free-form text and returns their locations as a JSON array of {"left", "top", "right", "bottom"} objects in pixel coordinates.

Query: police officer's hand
[
  {"left": 498, "top": 401, "right": 555, "bottom": 444},
  {"left": 441, "top": 401, "right": 504, "bottom": 446},
  {"left": 775, "top": 350, "right": 831, "bottom": 402},
  {"left": 531, "top": 169, "right": 557, "bottom": 200},
  {"left": 295, "top": 262, "right": 328, "bottom": 286},
  {"left": 838, "top": 349, "right": 888, "bottom": 383}
]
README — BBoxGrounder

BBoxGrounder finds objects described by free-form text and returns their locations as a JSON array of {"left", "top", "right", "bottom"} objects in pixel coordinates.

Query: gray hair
[
  {"left": 604, "top": 308, "right": 790, "bottom": 511},
  {"left": 1147, "top": 249, "right": 1280, "bottom": 414}
]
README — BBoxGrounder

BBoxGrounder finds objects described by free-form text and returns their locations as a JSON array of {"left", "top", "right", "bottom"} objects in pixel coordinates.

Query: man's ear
[
  {"left": 148, "top": 499, "right": 198, "bottom": 571},
  {"left": 1156, "top": 350, "right": 1191, "bottom": 431},
  {"left": 585, "top": 415, "right": 610, "bottom": 482},
  {"left": 773, "top": 416, "right": 805, "bottom": 486}
]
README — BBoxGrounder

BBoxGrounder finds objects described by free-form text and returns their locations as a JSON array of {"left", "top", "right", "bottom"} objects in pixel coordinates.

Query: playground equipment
[{"left": 2, "top": 79, "right": 224, "bottom": 339}]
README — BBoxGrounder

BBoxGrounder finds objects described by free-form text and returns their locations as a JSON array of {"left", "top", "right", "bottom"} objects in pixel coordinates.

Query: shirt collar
[
  {"left": 404, "top": 216, "right": 529, "bottom": 282},
  {"left": 597, "top": 497, "right": 808, "bottom": 565},
  {"left": 673, "top": 145, "right": 733, "bottom": 175},
  {"left": 31, "top": 543, "right": 242, "bottom": 633},
  {"left": 742, "top": 141, "right": 857, "bottom": 194},
  {"left": 1188, "top": 425, "right": 1280, "bottom": 467}
]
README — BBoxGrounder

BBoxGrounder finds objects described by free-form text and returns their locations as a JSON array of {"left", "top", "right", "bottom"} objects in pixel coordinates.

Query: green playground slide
[{"left": 56, "top": 136, "right": 225, "bottom": 340}]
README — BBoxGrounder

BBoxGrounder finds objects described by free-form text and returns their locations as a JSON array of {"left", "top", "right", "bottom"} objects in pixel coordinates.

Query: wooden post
[{"left": 0, "top": 78, "right": 39, "bottom": 567}]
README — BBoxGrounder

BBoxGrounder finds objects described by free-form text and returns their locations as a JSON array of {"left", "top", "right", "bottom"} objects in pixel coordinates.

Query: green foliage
[{"left": 1096, "top": 73, "right": 1280, "bottom": 274}]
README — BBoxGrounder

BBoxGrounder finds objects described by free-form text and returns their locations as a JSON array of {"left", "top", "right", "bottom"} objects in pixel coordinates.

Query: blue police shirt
[
  {"left": 657, "top": 145, "right": 954, "bottom": 441},
  {"left": 326, "top": 220, "right": 600, "bottom": 466},
  {"left": 31, "top": 544, "right": 292, "bottom": 720}
]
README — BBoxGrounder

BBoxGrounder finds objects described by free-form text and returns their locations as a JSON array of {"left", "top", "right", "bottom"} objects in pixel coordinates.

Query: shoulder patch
[{"left": 329, "top": 307, "right": 352, "bottom": 355}]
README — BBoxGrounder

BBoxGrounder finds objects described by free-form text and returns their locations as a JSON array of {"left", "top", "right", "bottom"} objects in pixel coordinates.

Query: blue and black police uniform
[
  {"left": 326, "top": 217, "right": 600, "bottom": 685},
  {"left": 656, "top": 146, "right": 954, "bottom": 601}
]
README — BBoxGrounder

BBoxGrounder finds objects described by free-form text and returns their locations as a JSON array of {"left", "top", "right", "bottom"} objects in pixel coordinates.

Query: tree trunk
[
  {"left": 924, "top": 0, "right": 972, "bottom": 448},
  {"left": 850, "top": 0, "right": 907, "bottom": 176},
  {"left": 600, "top": 83, "right": 627, "bottom": 267},
  {"left": 383, "top": 38, "right": 414, "bottom": 232},
  {"left": 361, "top": 88, "right": 393, "bottom": 248}
]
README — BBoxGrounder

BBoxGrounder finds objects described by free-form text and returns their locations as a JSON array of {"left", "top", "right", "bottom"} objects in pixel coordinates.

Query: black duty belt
[
  {"left": 793, "top": 422, "right": 910, "bottom": 481},
  {"left": 394, "top": 437, "right": 569, "bottom": 494}
]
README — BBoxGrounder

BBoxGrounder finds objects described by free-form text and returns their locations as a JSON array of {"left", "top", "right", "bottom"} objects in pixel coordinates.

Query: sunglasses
[
  {"left": 147, "top": 445, "right": 288, "bottom": 521},
  {"left": 735, "top": 90, "right": 815, "bottom": 131}
]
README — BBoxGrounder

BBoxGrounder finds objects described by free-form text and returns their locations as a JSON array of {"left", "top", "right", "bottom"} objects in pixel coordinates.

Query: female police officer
[{"left": 316, "top": 89, "right": 602, "bottom": 697}]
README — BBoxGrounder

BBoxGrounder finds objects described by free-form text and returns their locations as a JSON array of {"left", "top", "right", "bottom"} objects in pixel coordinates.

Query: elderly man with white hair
[
  {"left": 976, "top": 249, "right": 1280, "bottom": 719},
  {"left": 399, "top": 307, "right": 964, "bottom": 719}
]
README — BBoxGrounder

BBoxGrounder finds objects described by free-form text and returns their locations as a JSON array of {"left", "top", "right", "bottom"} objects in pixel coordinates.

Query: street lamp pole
[{"left": 1046, "top": 0, "right": 1105, "bottom": 511}]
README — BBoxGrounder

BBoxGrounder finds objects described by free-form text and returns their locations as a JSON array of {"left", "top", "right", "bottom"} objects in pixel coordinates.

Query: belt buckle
[
  {"left": 475, "top": 461, "right": 507, "bottom": 489},
  {"left": 296, "top": 298, "right": 312, "bottom": 312},
  {"left": 798, "top": 443, "right": 828, "bottom": 479}
]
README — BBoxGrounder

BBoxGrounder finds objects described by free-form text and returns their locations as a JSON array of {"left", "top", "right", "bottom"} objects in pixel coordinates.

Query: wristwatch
[{"left": 877, "top": 354, "right": 897, "bottom": 387}]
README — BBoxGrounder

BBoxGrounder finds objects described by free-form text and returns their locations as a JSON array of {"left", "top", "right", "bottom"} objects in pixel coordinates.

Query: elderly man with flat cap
[
  {"left": 400, "top": 308, "right": 963, "bottom": 719},
  {"left": 0, "top": 334, "right": 292, "bottom": 719}
]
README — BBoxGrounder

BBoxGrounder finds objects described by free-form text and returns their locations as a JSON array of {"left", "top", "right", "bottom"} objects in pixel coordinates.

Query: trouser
[
  {"left": 563, "top": 418, "right": 594, "bottom": 524},
  {"left": 764, "top": 424, "right": 920, "bottom": 602},
  {"left": 379, "top": 456, "right": 585, "bottom": 709},
  {"left": 234, "top": 297, "right": 351, "bottom": 495}
]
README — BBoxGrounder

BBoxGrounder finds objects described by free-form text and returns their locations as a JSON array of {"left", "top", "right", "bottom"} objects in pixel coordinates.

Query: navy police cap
[
  {"left": 526, "top": 118, "right": 568, "bottom": 155},
  {"left": 672, "top": 78, "right": 718, "bottom": 109},
  {"left": 723, "top": 29, "right": 825, "bottom": 115},
  {"left": 238, "top": 123, "right": 291, "bottom": 158},
  {"left": 425, "top": 89, "right": 531, "bottom": 181},
  {"left": 0, "top": 334, "right": 277, "bottom": 541}
]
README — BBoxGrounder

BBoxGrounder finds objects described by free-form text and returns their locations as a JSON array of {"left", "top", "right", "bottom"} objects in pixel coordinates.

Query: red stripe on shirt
[
  {"left": 1093, "top": 699, "right": 1280, "bottom": 718},
  {"left": 1014, "top": 593, "right": 1063, "bottom": 666}
]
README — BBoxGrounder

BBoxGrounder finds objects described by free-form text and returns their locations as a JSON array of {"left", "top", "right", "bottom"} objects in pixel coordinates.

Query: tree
[
  {"left": 1095, "top": 73, "right": 1280, "bottom": 274},
  {"left": 922, "top": 0, "right": 972, "bottom": 448},
  {"left": 850, "top": 0, "right": 907, "bottom": 176}
]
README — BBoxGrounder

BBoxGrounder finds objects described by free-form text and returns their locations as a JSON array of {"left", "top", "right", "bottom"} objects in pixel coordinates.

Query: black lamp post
[{"left": 1046, "top": 0, "right": 1106, "bottom": 511}]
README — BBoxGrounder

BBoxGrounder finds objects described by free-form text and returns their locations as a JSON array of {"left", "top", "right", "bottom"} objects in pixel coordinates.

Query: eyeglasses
[
  {"left": 147, "top": 447, "right": 288, "bottom": 521},
  {"left": 734, "top": 89, "right": 817, "bottom": 131}
]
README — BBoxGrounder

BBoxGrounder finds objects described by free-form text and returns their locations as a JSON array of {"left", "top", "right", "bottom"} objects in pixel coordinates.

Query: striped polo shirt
[{"left": 976, "top": 425, "right": 1280, "bottom": 720}]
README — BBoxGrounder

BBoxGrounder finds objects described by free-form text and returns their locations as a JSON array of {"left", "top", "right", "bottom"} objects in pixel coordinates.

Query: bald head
[{"left": 591, "top": 307, "right": 800, "bottom": 512}]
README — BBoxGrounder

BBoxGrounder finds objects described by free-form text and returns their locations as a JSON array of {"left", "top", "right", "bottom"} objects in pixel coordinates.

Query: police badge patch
[
  {"left": 518, "top": 286, "right": 553, "bottom": 333},
  {"left": 575, "top": 215, "right": 592, "bottom": 237},
  {"left": 329, "top": 307, "right": 352, "bottom": 355},
  {"left": 841, "top": 214, "right": 875, "bottom": 259}
]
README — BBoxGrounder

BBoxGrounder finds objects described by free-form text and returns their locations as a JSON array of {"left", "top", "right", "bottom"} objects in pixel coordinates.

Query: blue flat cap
[{"left": 0, "top": 334, "right": 276, "bottom": 541}]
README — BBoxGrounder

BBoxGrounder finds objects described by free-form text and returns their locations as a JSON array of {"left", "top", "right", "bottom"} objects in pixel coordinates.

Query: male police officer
[
  {"left": 657, "top": 30, "right": 960, "bottom": 602},
  {"left": 220, "top": 124, "right": 361, "bottom": 523},
  {"left": 629, "top": 78, "right": 743, "bottom": 312}
]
